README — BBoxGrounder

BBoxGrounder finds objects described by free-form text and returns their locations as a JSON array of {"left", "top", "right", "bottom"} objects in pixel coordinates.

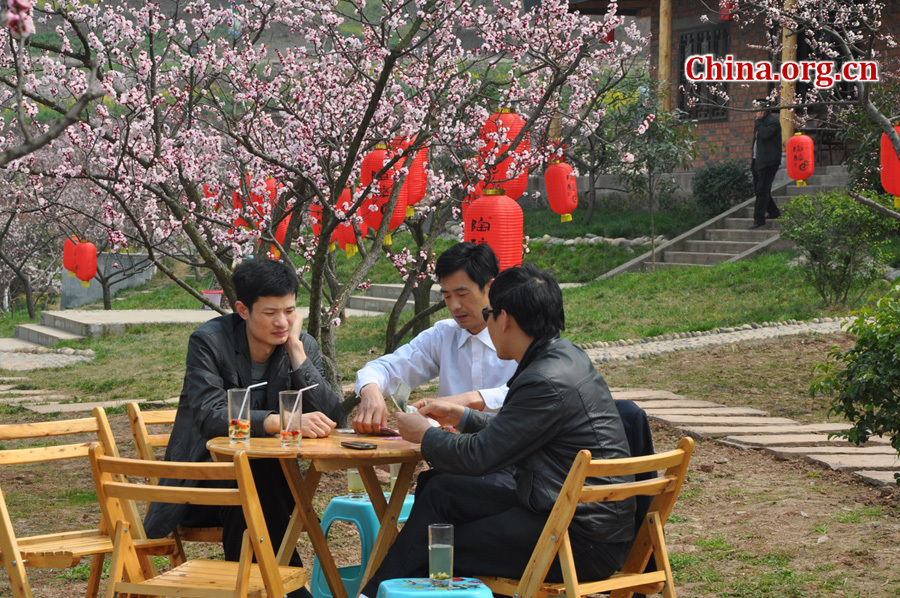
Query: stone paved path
[{"left": 613, "top": 388, "right": 900, "bottom": 488}]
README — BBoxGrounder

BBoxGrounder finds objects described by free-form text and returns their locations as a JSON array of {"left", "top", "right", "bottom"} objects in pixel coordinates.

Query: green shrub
[
  {"left": 780, "top": 190, "right": 894, "bottom": 306},
  {"left": 812, "top": 286, "right": 900, "bottom": 484},
  {"left": 691, "top": 162, "right": 753, "bottom": 216},
  {"left": 690, "top": 161, "right": 754, "bottom": 217}
]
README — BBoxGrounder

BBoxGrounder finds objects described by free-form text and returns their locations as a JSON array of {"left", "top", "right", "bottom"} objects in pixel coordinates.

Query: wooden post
[
  {"left": 779, "top": 0, "right": 798, "bottom": 147},
  {"left": 659, "top": 0, "right": 672, "bottom": 112}
]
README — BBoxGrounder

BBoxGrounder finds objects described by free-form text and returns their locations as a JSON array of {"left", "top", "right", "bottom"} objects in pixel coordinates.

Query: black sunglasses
[{"left": 482, "top": 306, "right": 500, "bottom": 322}]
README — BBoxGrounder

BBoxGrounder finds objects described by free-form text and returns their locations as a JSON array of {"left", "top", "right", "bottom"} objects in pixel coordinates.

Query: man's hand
[
  {"left": 352, "top": 383, "right": 389, "bottom": 434},
  {"left": 415, "top": 399, "right": 465, "bottom": 428},
  {"left": 301, "top": 412, "right": 336, "bottom": 438},
  {"left": 395, "top": 410, "right": 435, "bottom": 444},
  {"left": 284, "top": 312, "right": 307, "bottom": 370},
  {"left": 264, "top": 411, "right": 335, "bottom": 438},
  {"left": 412, "top": 390, "right": 485, "bottom": 411}
]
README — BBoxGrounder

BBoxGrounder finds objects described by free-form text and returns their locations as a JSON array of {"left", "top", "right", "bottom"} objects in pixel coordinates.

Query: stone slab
[
  {"left": 722, "top": 434, "right": 891, "bottom": 448},
  {"left": 0, "top": 377, "right": 28, "bottom": 382},
  {"left": 631, "top": 399, "right": 725, "bottom": 409},
  {"left": 806, "top": 454, "right": 900, "bottom": 471},
  {"left": 764, "top": 446, "right": 899, "bottom": 460},
  {"left": 854, "top": 470, "right": 900, "bottom": 487},
  {"left": 610, "top": 390, "right": 685, "bottom": 401},
  {"left": 25, "top": 397, "right": 178, "bottom": 414},
  {"left": 0, "top": 389, "right": 63, "bottom": 396},
  {"left": 681, "top": 423, "right": 851, "bottom": 439},
  {"left": 643, "top": 407, "right": 769, "bottom": 417},
  {"left": 0, "top": 338, "right": 41, "bottom": 351},
  {"left": 0, "top": 394, "right": 70, "bottom": 405},
  {"left": 650, "top": 415, "right": 796, "bottom": 426}
]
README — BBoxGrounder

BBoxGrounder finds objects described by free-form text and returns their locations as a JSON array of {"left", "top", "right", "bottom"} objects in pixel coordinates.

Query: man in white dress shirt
[{"left": 353, "top": 242, "right": 518, "bottom": 434}]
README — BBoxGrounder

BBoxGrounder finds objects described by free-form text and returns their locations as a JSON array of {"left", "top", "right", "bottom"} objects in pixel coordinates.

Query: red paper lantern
[
  {"left": 268, "top": 210, "right": 292, "bottom": 259},
  {"left": 786, "top": 132, "right": 815, "bottom": 187},
  {"left": 74, "top": 241, "right": 97, "bottom": 287},
  {"left": 880, "top": 125, "right": 900, "bottom": 208},
  {"left": 461, "top": 180, "right": 485, "bottom": 228},
  {"left": 480, "top": 109, "right": 529, "bottom": 201},
  {"left": 465, "top": 188, "right": 523, "bottom": 272},
  {"left": 545, "top": 158, "right": 579, "bottom": 222},
  {"left": 361, "top": 143, "right": 392, "bottom": 190},
  {"left": 392, "top": 138, "right": 428, "bottom": 212},
  {"left": 232, "top": 176, "right": 278, "bottom": 229},
  {"left": 719, "top": 0, "right": 735, "bottom": 20},
  {"left": 361, "top": 145, "right": 407, "bottom": 245},
  {"left": 63, "top": 236, "right": 78, "bottom": 277}
]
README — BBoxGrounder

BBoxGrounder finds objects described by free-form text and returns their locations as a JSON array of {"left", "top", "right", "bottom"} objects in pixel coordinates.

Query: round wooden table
[{"left": 208, "top": 435, "right": 421, "bottom": 598}]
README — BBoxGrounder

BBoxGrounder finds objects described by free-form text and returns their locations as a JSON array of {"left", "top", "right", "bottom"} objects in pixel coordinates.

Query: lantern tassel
[
  {"left": 796, "top": 180, "right": 806, "bottom": 187},
  {"left": 406, "top": 206, "right": 414, "bottom": 218},
  {"left": 345, "top": 244, "right": 358, "bottom": 258},
  {"left": 67, "top": 271, "right": 76, "bottom": 277},
  {"left": 560, "top": 213, "right": 573, "bottom": 223},
  {"left": 328, "top": 242, "right": 336, "bottom": 252},
  {"left": 81, "top": 280, "right": 90, "bottom": 288},
  {"left": 894, "top": 196, "right": 900, "bottom": 210},
  {"left": 383, "top": 234, "right": 393, "bottom": 246}
]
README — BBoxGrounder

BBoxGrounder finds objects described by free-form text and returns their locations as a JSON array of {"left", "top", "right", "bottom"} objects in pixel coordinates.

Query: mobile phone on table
[{"left": 341, "top": 441, "right": 377, "bottom": 450}]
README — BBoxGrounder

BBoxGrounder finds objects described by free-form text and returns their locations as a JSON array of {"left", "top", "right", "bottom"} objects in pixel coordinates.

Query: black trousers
[
  {"left": 181, "top": 459, "right": 312, "bottom": 598},
  {"left": 360, "top": 474, "right": 629, "bottom": 597},
  {"left": 752, "top": 161, "right": 781, "bottom": 224}
]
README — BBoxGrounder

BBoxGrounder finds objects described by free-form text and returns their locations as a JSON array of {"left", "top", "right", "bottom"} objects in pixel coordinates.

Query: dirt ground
[{"left": 1, "top": 334, "right": 898, "bottom": 597}]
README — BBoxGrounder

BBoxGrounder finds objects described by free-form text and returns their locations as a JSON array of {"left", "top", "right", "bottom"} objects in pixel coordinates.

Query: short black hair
[
  {"left": 232, "top": 259, "right": 299, "bottom": 311},
  {"left": 434, "top": 242, "right": 499, "bottom": 289},
  {"left": 489, "top": 263, "right": 564, "bottom": 340}
]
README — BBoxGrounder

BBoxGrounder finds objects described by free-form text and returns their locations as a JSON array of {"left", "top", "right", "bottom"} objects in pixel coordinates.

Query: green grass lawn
[{"left": 15, "top": 249, "right": 892, "bottom": 404}]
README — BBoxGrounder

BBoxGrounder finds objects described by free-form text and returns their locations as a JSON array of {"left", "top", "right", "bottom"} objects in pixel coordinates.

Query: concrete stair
[
  {"left": 15, "top": 323, "right": 86, "bottom": 346},
  {"left": 601, "top": 165, "right": 848, "bottom": 277},
  {"left": 346, "top": 283, "right": 440, "bottom": 314}
]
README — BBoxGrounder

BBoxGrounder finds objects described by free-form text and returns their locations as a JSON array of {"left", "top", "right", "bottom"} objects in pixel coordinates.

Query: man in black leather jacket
[
  {"left": 358, "top": 264, "right": 634, "bottom": 597},
  {"left": 143, "top": 259, "right": 341, "bottom": 598}
]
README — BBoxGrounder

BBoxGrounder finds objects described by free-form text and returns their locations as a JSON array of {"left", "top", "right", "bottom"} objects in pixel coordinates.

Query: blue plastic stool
[
  {"left": 376, "top": 577, "right": 492, "bottom": 597},
  {"left": 310, "top": 494, "right": 415, "bottom": 598}
]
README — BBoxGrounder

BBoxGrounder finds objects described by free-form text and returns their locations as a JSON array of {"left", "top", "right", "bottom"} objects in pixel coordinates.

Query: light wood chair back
[
  {"left": 127, "top": 402, "right": 224, "bottom": 545},
  {"left": 0, "top": 407, "right": 168, "bottom": 598},
  {"left": 90, "top": 443, "right": 308, "bottom": 598},
  {"left": 477, "top": 437, "right": 694, "bottom": 598}
]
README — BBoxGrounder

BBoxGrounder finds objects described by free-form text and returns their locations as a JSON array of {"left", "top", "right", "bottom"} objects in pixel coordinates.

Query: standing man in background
[{"left": 750, "top": 98, "right": 782, "bottom": 229}]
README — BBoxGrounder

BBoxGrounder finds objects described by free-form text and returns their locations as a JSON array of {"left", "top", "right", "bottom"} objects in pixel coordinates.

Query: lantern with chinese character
[
  {"left": 880, "top": 125, "right": 900, "bottom": 209},
  {"left": 465, "top": 188, "right": 523, "bottom": 271},
  {"left": 63, "top": 236, "right": 78, "bottom": 277},
  {"left": 786, "top": 132, "right": 815, "bottom": 187},
  {"left": 361, "top": 145, "right": 407, "bottom": 245},
  {"left": 544, "top": 158, "right": 579, "bottom": 222},
  {"left": 74, "top": 241, "right": 97, "bottom": 288},
  {"left": 480, "top": 109, "right": 529, "bottom": 201}
]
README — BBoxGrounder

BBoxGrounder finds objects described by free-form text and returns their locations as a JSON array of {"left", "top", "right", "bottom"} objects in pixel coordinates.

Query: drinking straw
[
  {"left": 288, "top": 383, "right": 319, "bottom": 429},
  {"left": 238, "top": 381, "right": 268, "bottom": 420}
]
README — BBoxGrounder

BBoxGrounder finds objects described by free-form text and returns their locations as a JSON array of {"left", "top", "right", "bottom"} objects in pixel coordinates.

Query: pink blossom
[{"left": 622, "top": 152, "right": 635, "bottom": 163}]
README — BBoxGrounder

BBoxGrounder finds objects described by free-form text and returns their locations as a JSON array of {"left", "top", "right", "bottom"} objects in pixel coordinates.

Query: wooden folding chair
[
  {"left": 90, "top": 442, "right": 309, "bottom": 597},
  {"left": 127, "top": 402, "right": 224, "bottom": 544},
  {"left": 0, "top": 407, "right": 173, "bottom": 598},
  {"left": 477, "top": 437, "right": 694, "bottom": 598}
]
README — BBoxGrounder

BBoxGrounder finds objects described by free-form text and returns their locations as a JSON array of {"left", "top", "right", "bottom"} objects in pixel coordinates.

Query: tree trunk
[{"left": 102, "top": 280, "right": 112, "bottom": 310}]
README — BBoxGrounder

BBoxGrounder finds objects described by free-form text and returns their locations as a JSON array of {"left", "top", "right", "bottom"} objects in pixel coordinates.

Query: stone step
[
  {"left": 722, "top": 217, "right": 782, "bottom": 230},
  {"left": 365, "top": 283, "right": 441, "bottom": 302},
  {"left": 641, "top": 262, "right": 712, "bottom": 270},
  {"left": 662, "top": 251, "right": 736, "bottom": 265},
  {"left": 684, "top": 240, "right": 759, "bottom": 254},
  {"left": 721, "top": 433, "right": 891, "bottom": 448},
  {"left": 650, "top": 415, "right": 796, "bottom": 426},
  {"left": 643, "top": 407, "right": 769, "bottom": 417},
  {"left": 705, "top": 228, "right": 779, "bottom": 242},
  {"left": 39, "top": 309, "right": 218, "bottom": 339},
  {"left": 0, "top": 394, "right": 72, "bottom": 404},
  {"left": 764, "top": 445, "right": 899, "bottom": 460},
  {"left": 14, "top": 323, "right": 85, "bottom": 347},
  {"left": 346, "top": 295, "right": 413, "bottom": 313},
  {"left": 681, "top": 422, "right": 851, "bottom": 439},
  {"left": 633, "top": 399, "right": 725, "bottom": 409},
  {"left": 611, "top": 390, "right": 685, "bottom": 401},
  {"left": 854, "top": 470, "right": 900, "bottom": 487},
  {"left": 24, "top": 397, "right": 178, "bottom": 415},
  {"left": 786, "top": 184, "right": 829, "bottom": 197},
  {"left": 806, "top": 454, "right": 900, "bottom": 471}
]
